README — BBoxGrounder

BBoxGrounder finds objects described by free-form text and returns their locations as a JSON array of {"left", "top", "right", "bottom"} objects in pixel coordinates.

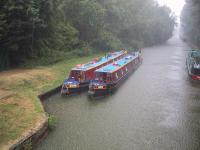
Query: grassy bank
[{"left": 0, "top": 53, "right": 102, "bottom": 149}]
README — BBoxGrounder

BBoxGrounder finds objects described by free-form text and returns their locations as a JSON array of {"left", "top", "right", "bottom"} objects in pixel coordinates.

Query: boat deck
[
  {"left": 95, "top": 52, "right": 139, "bottom": 73},
  {"left": 72, "top": 51, "right": 124, "bottom": 71}
]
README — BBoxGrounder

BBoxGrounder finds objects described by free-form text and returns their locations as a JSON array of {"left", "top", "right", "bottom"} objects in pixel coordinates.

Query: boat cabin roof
[
  {"left": 72, "top": 51, "right": 124, "bottom": 71},
  {"left": 191, "top": 50, "right": 200, "bottom": 57},
  {"left": 95, "top": 52, "right": 139, "bottom": 74}
]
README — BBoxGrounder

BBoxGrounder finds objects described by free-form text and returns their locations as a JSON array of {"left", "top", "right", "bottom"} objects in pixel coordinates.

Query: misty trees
[
  {"left": 0, "top": 0, "right": 175, "bottom": 70},
  {"left": 181, "top": 0, "right": 200, "bottom": 48},
  {"left": 63, "top": 0, "right": 175, "bottom": 50}
]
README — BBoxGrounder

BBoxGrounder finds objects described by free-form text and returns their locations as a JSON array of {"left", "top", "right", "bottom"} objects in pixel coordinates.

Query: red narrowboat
[
  {"left": 88, "top": 51, "right": 142, "bottom": 97},
  {"left": 61, "top": 51, "right": 126, "bottom": 95}
]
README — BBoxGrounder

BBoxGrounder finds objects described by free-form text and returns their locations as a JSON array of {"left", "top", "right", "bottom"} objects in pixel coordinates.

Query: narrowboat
[
  {"left": 61, "top": 51, "right": 126, "bottom": 95},
  {"left": 186, "top": 50, "right": 200, "bottom": 81},
  {"left": 88, "top": 51, "right": 142, "bottom": 97}
]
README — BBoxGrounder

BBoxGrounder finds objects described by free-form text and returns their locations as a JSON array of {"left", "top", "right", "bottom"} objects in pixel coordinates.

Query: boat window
[
  {"left": 70, "top": 71, "right": 79, "bottom": 78},
  {"left": 102, "top": 76, "right": 106, "bottom": 82},
  {"left": 115, "top": 73, "right": 118, "bottom": 80},
  {"left": 95, "top": 72, "right": 100, "bottom": 79},
  {"left": 106, "top": 75, "right": 111, "bottom": 83},
  {"left": 125, "top": 67, "right": 128, "bottom": 72},
  {"left": 95, "top": 72, "right": 106, "bottom": 82},
  {"left": 70, "top": 70, "right": 83, "bottom": 82},
  {"left": 81, "top": 71, "right": 85, "bottom": 81}
]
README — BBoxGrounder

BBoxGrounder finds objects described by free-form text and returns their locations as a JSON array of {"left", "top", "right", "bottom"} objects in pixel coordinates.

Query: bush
[
  {"left": 54, "top": 22, "right": 79, "bottom": 51},
  {"left": 72, "top": 43, "right": 94, "bottom": 57},
  {"left": 23, "top": 139, "right": 32, "bottom": 150},
  {"left": 21, "top": 50, "right": 71, "bottom": 68},
  {"left": 48, "top": 115, "right": 57, "bottom": 131},
  {"left": 92, "top": 31, "right": 124, "bottom": 51}
]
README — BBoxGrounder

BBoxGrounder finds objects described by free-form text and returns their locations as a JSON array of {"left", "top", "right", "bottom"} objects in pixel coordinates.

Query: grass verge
[{"left": 0, "top": 53, "right": 102, "bottom": 149}]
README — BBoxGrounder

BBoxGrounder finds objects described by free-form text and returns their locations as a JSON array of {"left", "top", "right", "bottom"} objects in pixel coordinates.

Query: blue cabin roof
[
  {"left": 72, "top": 51, "right": 124, "bottom": 71},
  {"left": 95, "top": 52, "right": 139, "bottom": 73}
]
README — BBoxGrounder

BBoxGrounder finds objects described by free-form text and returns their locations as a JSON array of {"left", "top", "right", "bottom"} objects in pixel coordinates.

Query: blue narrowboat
[
  {"left": 88, "top": 51, "right": 142, "bottom": 97},
  {"left": 61, "top": 51, "right": 126, "bottom": 95}
]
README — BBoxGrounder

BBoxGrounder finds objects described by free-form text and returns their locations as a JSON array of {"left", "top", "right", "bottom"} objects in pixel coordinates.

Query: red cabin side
[
  {"left": 110, "top": 57, "right": 139, "bottom": 83},
  {"left": 69, "top": 52, "right": 126, "bottom": 83}
]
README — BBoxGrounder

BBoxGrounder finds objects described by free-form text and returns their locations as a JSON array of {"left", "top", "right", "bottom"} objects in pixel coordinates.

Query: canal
[{"left": 36, "top": 34, "right": 200, "bottom": 150}]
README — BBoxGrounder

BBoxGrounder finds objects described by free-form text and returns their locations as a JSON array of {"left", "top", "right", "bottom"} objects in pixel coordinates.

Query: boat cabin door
[
  {"left": 80, "top": 71, "right": 85, "bottom": 82},
  {"left": 106, "top": 74, "right": 111, "bottom": 83}
]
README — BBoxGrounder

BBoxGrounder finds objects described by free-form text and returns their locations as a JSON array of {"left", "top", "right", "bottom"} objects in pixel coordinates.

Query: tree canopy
[
  {"left": 181, "top": 0, "right": 200, "bottom": 48},
  {"left": 0, "top": 0, "right": 176, "bottom": 70}
]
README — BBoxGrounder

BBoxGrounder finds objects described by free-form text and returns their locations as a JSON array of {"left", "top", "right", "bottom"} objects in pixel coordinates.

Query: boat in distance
[{"left": 186, "top": 50, "right": 200, "bottom": 81}]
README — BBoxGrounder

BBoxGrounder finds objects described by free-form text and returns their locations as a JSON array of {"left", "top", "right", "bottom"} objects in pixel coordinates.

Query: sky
[{"left": 156, "top": 0, "right": 186, "bottom": 17}]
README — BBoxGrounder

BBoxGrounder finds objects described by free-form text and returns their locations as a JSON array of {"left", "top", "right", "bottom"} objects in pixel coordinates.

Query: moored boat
[
  {"left": 61, "top": 51, "right": 126, "bottom": 95},
  {"left": 186, "top": 50, "right": 200, "bottom": 81},
  {"left": 88, "top": 51, "right": 142, "bottom": 97}
]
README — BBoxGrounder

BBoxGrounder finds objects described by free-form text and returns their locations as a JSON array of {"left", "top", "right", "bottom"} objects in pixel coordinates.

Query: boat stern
[
  {"left": 88, "top": 80, "right": 108, "bottom": 97},
  {"left": 61, "top": 78, "right": 80, "bottom": 95}
]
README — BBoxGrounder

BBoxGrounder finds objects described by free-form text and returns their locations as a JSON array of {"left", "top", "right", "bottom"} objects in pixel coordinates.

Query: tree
[
  {"left": 0, "top": 0, "right": 175, "bottom": 70},
  {"left": 181, "top": 0, "right": 200, "bottom": 48}
]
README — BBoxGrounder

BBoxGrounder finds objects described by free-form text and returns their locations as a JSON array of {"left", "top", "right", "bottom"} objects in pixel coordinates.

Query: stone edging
[
  {"left": 8, "top": 85, "right": 62, "bottom": 150},
  {"left": 38, "top": 85, "right": 62, "bottom": 101}
]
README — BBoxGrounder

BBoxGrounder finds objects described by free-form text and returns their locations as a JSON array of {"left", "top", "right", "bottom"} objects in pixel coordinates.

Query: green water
[{"left": 37, "top": 35, "right": 200, "bottom": 150}]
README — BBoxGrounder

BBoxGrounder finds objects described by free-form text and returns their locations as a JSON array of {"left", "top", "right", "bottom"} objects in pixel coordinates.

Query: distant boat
[
  {"left": 88, "top": 51, "right": 142, "bottom": 97},
  {"left": 186, "top": 49, "right": 200, "bottom": 81},
  {"left": 61, "top": 51, "right": 126, "bottom": 95}
]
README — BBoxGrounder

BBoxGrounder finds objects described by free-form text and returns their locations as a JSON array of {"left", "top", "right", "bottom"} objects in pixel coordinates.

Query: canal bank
[
  {"left": 8, "top": 86, "right": 62, "bottom": 150},
  {"left": 0, "top": 54, "right": 102, "bottom": 149},
  {"left": 36, "top": 35, "right": 200, "bottom": 150}
]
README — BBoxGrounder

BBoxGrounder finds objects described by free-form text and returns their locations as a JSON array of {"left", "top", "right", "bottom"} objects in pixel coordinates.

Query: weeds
[
  {"left": 48, "top": 115, "right": 57, "bottom": 131},
  {"left": 23, "top": 139, "right": 32, "bottom": 150}
]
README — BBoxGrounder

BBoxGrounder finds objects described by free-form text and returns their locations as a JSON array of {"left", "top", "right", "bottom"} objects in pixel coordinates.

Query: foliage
[
  {"left": 48, "top": 114, "right": 57, "bottom": 131},
  {"left": 23, "top": 139, "right": 32, "bottom": 150},
  {"left": 0, "top": 53, "right": 102, "bottom": 147},
  {"left": 181, "top": 0, "right": 200, "bottom": 48},
  {"left": 0, "top": 0, "right": 176, "bottom": 70}
]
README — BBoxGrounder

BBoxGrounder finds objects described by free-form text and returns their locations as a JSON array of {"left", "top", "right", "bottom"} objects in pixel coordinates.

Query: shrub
[
  {"left": 92, "top": 31, "right": 124, "bottom": 51},
  {"left": 48, "top": 114, "right": 57, "bottom": 131}
]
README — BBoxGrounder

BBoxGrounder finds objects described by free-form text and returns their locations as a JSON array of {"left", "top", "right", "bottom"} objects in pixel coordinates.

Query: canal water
[{"left": 36, "top": 34, "right": 200, "bottom": 150}]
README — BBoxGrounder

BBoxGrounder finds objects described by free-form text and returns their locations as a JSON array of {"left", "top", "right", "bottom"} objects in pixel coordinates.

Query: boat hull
[{"left": 61, "top": 82, "right": 89, "bottom": 95}]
